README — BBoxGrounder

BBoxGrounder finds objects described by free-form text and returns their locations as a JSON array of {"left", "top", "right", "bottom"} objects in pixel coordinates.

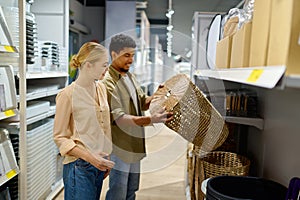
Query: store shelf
[
  {"left": 0, "top": 167, "right": 19, "bottom": 186},
  {"left": 16, "top": 71, "right": 69, "bottom": 79},
  {"left": 26, "top": 89, "right": 61, "bottom": 101},
  {"left": 224, "top": 116, "right": 264, "bottom": 130},
  {"left": 5, "top": 108, "right": 56, "bottom": 128},
  {"left": 195, "top": 65, "right": 286, "bottom": 89},
  {"left": 0, "top": 109, "right": 18, "bottom": 121},
  {"left": 16, "top": 89, "right": 62, "bottom": 102}
]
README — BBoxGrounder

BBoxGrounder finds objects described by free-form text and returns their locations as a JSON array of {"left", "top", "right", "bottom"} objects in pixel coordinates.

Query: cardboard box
[
  {"left": 215, "top": 36, "right": 232, "bottom": 69},
  {"left": 249, "top": 0, "right": 272, "bottom": 67},
  {"left": 267, "top": 0, "right": 300, "bottom": 75},
  {"left": 230, "top": 22, "right": 252, "bottom": 68}
]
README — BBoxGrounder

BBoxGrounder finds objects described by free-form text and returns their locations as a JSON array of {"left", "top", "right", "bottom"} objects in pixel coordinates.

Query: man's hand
[{"left": 150, "top": 106, "right": 173, "bottom": 123}]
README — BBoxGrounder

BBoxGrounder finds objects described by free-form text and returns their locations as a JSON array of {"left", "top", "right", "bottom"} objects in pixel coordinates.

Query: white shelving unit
[
  {"left": 0, "top": 0, "right": 69, "bottom": 199},
  {"left": 18, "top": 0, "right": 69, "bottom": 199}
]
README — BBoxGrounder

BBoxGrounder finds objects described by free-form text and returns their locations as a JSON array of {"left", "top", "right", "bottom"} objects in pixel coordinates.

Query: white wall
[{"left": 31, "top": 0, "right": 69, "bottom": 47}]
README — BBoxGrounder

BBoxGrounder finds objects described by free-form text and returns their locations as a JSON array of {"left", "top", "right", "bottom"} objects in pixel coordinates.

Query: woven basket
[
  {"left": 195, "top": 151, "right": 250, "bottom": 179},
  {"left": 150, "top": 74, "right": 229, "bottom": 152}
]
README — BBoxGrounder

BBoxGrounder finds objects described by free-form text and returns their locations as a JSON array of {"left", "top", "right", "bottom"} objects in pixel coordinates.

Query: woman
[{"left": 53, "top": 42, "right": 115, "bottom": 200}]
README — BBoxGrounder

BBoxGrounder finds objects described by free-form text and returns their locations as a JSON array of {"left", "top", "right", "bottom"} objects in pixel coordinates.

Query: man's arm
[{"left": 115, "top": 107, "right": 172, "bottom": 127}]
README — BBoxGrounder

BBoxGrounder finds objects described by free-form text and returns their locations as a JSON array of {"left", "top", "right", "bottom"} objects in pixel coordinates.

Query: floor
[{"left": 54, "top": 123, "right": 188, "bottom": 200}]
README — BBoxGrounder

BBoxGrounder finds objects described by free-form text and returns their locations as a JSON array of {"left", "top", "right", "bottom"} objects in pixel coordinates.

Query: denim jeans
[
  {"left": 105, "top": 154, "right": 140, "bottom": 200},
  {"left": 63, "top": 159, "right": 105, "bottom": 200}
]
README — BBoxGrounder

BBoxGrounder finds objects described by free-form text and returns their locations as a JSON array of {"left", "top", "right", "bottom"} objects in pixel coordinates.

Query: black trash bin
[{"left": 206, "top": 176, "right": 287, "bottom": 200}]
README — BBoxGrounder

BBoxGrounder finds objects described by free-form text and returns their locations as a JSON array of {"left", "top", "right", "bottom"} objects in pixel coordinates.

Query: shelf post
[{"left": 18, "top": 0, "right": 27, "bottom": 199}]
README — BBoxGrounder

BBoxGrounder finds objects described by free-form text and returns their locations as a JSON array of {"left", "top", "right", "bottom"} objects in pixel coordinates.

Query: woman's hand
[
  {"left": 66, "top": 146, "right": 115, "bottom": 172},
  {"left": 90, "top": 152, "right": 115, "bottom": 171}
]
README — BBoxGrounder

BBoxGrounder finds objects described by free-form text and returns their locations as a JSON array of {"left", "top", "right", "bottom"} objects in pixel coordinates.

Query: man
[{"left": 103, "top": 34, "right": 172, "bottom": 200}]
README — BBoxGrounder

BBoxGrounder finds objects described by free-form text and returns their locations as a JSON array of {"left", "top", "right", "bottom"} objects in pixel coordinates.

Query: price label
[
  {"left": 6, "top": 169, "right": 17, "bottom": 179},
  {"left": 4, "top": 110, "right": 15, "bottom": 117},
  {"left": 4, "top": 46, "right": 15, "bottom": 53},
  {"left": 247, "top": 69, "right": 264, "bottom": 83}
]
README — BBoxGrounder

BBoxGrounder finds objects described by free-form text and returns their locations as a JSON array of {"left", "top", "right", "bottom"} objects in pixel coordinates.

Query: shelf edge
[
  {"left": 0, "top": 167, "right": 20, "bottom": 187},
  {"left": 195, "top": 65, "right": 286, "bottom": 89},
  {"left": 16, "top": 72, "right": 69, "bottom": 79},
  {"left": 3, "top": 109, "right": 56, "bottom": 128},
  {"left": 224, "top": 116, "right": 264, "bottom": 130}
]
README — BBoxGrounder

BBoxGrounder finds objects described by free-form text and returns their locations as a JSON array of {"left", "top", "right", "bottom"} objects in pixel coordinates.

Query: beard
[{"left": 120, "top": 67, "right": 129, "bottom": 73}]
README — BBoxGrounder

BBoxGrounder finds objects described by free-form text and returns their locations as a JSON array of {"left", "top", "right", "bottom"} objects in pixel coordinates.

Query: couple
[{"left": 53, "top": 34, "right": 173, "bottom": 200}]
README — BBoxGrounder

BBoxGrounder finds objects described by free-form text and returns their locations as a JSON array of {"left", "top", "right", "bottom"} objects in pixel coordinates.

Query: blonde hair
[{"left": 70, "top": 42, "right": 107, "bottom": 69}]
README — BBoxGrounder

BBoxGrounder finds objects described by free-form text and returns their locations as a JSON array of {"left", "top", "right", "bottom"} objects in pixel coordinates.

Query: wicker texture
[
  {"left": 196, "top": 151, "right": 250, "bottom": 178},
  {"left": 150, "top": 74, "right": 229, "bottom": 152}
]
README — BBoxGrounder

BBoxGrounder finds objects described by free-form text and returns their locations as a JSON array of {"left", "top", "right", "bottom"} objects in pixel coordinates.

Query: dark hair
[{"left": 109, "top": 34, "right": 136, "bottom": 54}]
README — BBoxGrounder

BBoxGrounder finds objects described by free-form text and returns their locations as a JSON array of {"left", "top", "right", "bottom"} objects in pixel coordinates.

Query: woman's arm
[{"left": 53, "top": 91, "right": 77, "bottom": 156}]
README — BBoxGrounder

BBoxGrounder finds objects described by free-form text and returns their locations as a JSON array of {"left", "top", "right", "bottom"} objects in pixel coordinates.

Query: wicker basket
[
  {"left": 196, "top": 151, "right": 250, "bottom": 179},
  {"left": 192, "top": 150, "right": 250, "bottom": 200},
  {"left": 150, "top": 74, "right": 229, "bottom": 152}
]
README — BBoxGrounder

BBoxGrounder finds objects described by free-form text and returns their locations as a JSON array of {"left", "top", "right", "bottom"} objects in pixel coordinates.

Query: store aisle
[{"left": 54, "top": 124, "right": 188, "bottom": 200}]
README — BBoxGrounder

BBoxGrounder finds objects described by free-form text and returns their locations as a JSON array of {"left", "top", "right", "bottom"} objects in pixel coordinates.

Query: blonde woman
[{"left": 53, "top": 42, "right": 115, "bottom": 200}]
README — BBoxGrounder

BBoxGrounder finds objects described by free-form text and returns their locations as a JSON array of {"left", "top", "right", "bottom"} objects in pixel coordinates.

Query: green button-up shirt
[{"left": 103, "top": 66, "right": 148, "bottom": 163}]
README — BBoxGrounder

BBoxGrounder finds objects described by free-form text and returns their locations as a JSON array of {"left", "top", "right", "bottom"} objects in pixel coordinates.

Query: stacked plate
[
  {"left": 58, "top": 46, "right": 68, "bottom": 72},
  {"left": 40, "top": 41, "right": 60, "bottom": 71},
  {"left": 26, "top": 12, "right": 38, "bottom": 66}
]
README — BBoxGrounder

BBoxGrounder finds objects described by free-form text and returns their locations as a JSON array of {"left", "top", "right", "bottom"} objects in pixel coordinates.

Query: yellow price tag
[
  {"left": 247, "top": 69, "right": 264, "bottom": 83},
  {"left": 6, "top": 169, "right": 17, "bottom": 179},
  {"left": 4, "top": 46, "right": 15, "bottom": 53},
  {"left": 4, "top": 110, "right": 15, "bottom": 117}
]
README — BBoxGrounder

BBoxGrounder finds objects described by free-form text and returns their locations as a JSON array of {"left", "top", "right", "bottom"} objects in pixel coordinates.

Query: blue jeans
[
  {"left": 105, "top": 154, "right": 140, "bottom": 200},
  {"left": 63, "top": 159, "right": 105, "bottom": 200}
]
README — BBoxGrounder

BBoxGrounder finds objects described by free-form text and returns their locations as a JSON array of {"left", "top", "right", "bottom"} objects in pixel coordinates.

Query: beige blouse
[{"left": 53, "top": 81, "right": 112, "bottom": 164}]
